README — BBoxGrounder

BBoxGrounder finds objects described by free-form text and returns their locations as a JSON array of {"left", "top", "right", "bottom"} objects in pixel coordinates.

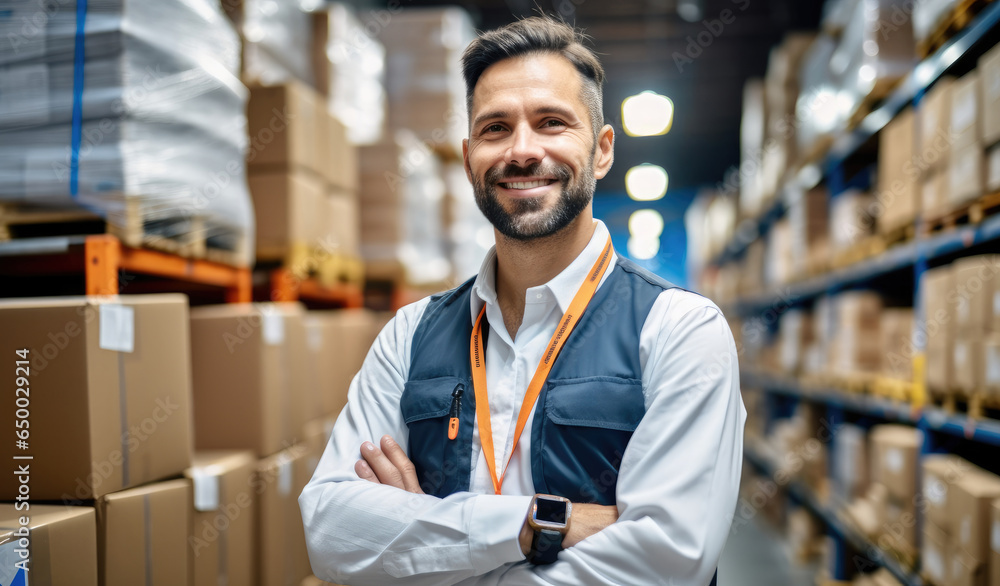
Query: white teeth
[{"left": 504, "top": 180, "right": 549, "bottom": 189}]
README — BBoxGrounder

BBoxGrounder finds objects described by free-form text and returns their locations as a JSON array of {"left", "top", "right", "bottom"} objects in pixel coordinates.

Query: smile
[{"left": 499, "top": 179, "right": 557, "bottom": 189}]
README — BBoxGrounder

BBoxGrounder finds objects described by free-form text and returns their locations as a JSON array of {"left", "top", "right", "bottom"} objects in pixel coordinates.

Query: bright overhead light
[
  {"left": 677, "top": 0, "right": 702, "bottom": 22},
  {"left": 625, "top": 164, "right": 668, "bottom": 201},
  {"left": 627, "top": 236, "right": 660, "bottom": 260},
  {"left": 622, "top": 91, "right": 674, "bottom": 137},
  {"left": 629, "top": 209, "right": 664, "bottom": 239}
]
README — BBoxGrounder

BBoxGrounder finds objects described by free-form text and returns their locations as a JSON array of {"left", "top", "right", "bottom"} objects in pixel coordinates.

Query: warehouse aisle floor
[{"left": 718, "top": 516, "right": 818, "bottom": 586}]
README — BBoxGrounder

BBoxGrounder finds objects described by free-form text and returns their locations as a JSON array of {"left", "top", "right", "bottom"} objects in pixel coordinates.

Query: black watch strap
[{"left": 528, "top": 528, "right": 564, "bottom": 565}]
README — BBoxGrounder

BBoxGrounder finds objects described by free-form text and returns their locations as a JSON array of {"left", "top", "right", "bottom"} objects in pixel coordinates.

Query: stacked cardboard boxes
[
  {"left": 0, "top": 505, "right": 99, "bottom": 585},
  {"left": 829, "top": 190, "right": 876, "bottom": 255},
  {"left": 950, "top": 72, "right": 985, "bottom": 210},
  {"left": 923, "top": 264, "right": 957, "bottom": 392},
  {"left": 831, "top": 292, "right": 883, "bottom": 377},
  {"left": 373, "top": 8, "right": 476, "bottom": 157},
  {"left": 919, "top": 78, "right": 956, "bottom": 217},
  {"left": 225, "top": 0, "right": 315, "bottom": 88},
  {"left": 247, "top": 82, "right": 360, "bottom": 276},
  {"left": 867, "top": 425, "right": 922, "bottom": 554},
  {"left": 880, "top": 308, "right": 915, "bottom": 382},
  {"left": 878, "top": 108, "right": 921, "bottom": 234},
  {"left": 980, "top": 43, "right": 1000, "bottom": 192},
  {"left": 788, "top": 186, "right": 829, "bottom": 279}
]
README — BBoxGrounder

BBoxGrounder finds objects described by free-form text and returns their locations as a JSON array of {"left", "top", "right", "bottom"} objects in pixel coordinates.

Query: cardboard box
[
  {"left": 190, "top": 303, "right": 309, "bottom": 457},
  {"left": 830, "top": 190, "right": 876, "bottom": 252},
  {"left": 979, "top": 42, "right": 1000, "bottom": 147},
  {"left": 302, "top": 309, "right": 376, "bottom": 417},
  {"left": 948, "top": 549, "right": 984, "bottom": 586},
  {"left": 923, "top": 521, "right": 950, "bottom": 585},
  {"left": 878, "top": 107, "right": 920, "bottom": 233},
  {"left": 951, "top": 71, "right": 981, "bottom": 151},
  {"left": 186, "top": 451, "right": 257, "bottom": 586},
  {"left": 97, "top": 478, "right": 191, "bottom": 586},
  {"left": 950, "top": 470, "right": 1000, "bottom": 564},
  {"left": 319, "top": 110, "right": 357, "bottom": 192},
  {"left": 953, "top": 255, "right": 1000, "bottom": 335},
  {"left": 883, "top": 497, "right": 918, "bottom": 553},
  {"left": 923, "top": 265, "right": 956, "bottom": 391},
  {"left": 869, "top": 424, "right": 922, "bottom": 503},
  {"left": 832, "top": 424, "right": 868, "bottom": 502},
  {"left": 954, "top": 331, "right": 985, "bottom": 393},
  {"left": 0, "top": 504, "right": 98, "bottom": 585},
  {"left": 250, "top": 170, "right": 328, "bottom": 260},
  {"left": 880, "top": 308, "right": 914, "bottom": 380},
  {"left": 986, "top": 335, "right": 1000, "bottom": 397},
  {"left": 949, "top": 143, "right": 985, "bottom": 207},
  {"left": 832, "top": 291, "right": 883, "bottom": 375},
  {"left": 257, "top": 445, "right": 312, "bottom": 586},
  {"left": 988, "top": 143, "right": 1000, "bottom": 192},
  {"left": 325, "top": 189, "right": 360, "bottom": 257},
  {"left": 923, "top": 453, "right": 972, "bottom": 533},
  {"left": 990, "top": 499, "right": 1000, "bottom": 586},
  {"left": 248, "top": 82, "right": 321, "bottom": 175},
  {"left": 0, "top": 295, "right": 193, "bottom": 501},
  {"left": 922, "top": 168, "right": 950, "bottom": 217},
  {"left": 919, "top": 78, "right": 955, "bottom": 177}
]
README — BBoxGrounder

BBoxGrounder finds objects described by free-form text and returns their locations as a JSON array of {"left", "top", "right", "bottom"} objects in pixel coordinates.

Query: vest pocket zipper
[{"left": 448, "top": 383, "right": 464, "bottom": 440}]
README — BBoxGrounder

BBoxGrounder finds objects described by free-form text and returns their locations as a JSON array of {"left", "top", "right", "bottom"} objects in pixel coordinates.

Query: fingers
[
  {"left": 357, "top": 436, "right": 424, "bottom": 494},
  {"left": 380, "top": 435, "right": 424, "bottom": 494},
  {"left": 355, "top": 459, "right": 379, "bottom": 483}
]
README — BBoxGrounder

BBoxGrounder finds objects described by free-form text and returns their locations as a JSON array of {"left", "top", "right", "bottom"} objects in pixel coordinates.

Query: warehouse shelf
[
  {"left": 744, "top": 371, "right": 1000, "bottom": 448},
  {"left": 0, "top": 234, "right": 251, "bottom": 302},
  {"left": 743, "top": 442, "right": 924, "bottom": 586},
  {"left": 730, "top": 211, "right": 1000, "bottom": 315},
  {"left": 257, "top": 267, "right": 364, "bottom": 308},
  {"left": 710, "top": 1, "right": 1000, "bottom": 271}
]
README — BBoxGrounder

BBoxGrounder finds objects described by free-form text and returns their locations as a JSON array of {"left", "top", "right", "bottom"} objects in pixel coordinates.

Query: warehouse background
[{"left": 2, "top": 0, "right": 1000, "bottom": 584}]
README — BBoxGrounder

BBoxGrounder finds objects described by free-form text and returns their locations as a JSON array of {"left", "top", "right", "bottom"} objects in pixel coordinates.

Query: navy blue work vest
[{"left": 402, "top": 256, "right": 674, "bottom": 503}]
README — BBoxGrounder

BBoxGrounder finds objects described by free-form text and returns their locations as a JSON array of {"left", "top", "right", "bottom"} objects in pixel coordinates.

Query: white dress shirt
[{"left": 300, "top": 220, "right": 746, "bottom": 585}]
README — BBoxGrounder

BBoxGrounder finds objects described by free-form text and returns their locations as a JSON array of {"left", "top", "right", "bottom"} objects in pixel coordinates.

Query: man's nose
[{"left": 505, "top": 124, "right": 544, "bottom": 167}]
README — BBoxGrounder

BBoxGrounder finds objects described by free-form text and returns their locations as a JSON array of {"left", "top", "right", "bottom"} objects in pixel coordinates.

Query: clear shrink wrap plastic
[
  {"left": 228, "top": 0, "right": 314, "bottom": 87},
  {"left": 795, "top": 34, "right": 842, "bottom": 156},
  {"left": 315, "top": 3, "right": 386, "bottom": 145},
  {"left": 0, "top": 0, "right": 254, "bottom": 265}
]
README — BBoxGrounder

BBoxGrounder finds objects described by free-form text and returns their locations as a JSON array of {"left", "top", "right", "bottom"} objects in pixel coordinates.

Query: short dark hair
[{"left": 461, "top": 16, "right": 605, "bottom": 140}]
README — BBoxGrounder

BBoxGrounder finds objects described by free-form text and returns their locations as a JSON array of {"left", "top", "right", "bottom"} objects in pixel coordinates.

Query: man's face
[{"left": 463, "top": 53, "right": 613, "bottom": 241}]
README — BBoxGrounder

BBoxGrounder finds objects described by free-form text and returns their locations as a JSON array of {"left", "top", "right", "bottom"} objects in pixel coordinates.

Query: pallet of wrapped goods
[
  {"left": 96, "top": 478, "right": 191, "bottom": 586},
  {"left": 186, "top": 451, "right": 257, "bottom": 586},
  {"left": 0, "top": 0, "right": 254, "bottom": 267},
  {"left": 225, "top": 0, "right": 314, "bottom": 87},
  {"left": 868, "top": 425, "right": 922, "bottom": 562},
  {"left": 761, "top": 34, "right": 815, "bottom": 204},
  {"left": 922, "top": 264, "right": 957, "bottom": 395},
  {"left": 838, "top": 0, "right": 916, "bottom": 128},
  {"left": 795, "top": 35, "right": 839, "bottom": 166},
  {"left": 311, "top": 4, "right": 386, "bottom": 146},
  {"left": 0, "top": 295, "right": 193, "bottom": 501},
  {"left": 371, "top": 7, "right": 475, "bottom": 159},
  {"left": 0, "top": 504, "right": 98, "bottom": 585},
  {"left": 874, "top": 308, "right": 915, "bottom": 401},
  {"left": 916, "top": 0, "right": 996, "bottom": 57},
  {"left": 359, "top": 130, "right": 452, "bottom": 288}
]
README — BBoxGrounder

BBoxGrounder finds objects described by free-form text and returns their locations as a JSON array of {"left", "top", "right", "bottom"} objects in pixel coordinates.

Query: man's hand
[
  {"left": 355, "top": 435, "right": 424, "bottom": 494},
  {"left": 519, "top": 503, "right": 619, "bottom": 555}
]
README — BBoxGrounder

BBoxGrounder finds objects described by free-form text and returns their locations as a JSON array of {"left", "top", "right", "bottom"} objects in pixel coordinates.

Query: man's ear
[
  {"left": 593, "top": 124, "right": 614, "bottom": 180},
  {"left": 462, "top": 138, "right": 473, "bottom": 183}
]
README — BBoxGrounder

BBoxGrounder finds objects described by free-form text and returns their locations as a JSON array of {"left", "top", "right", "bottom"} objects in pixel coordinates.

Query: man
[{"left": 300, "top": 16, "right": 744, "bottom": 585}]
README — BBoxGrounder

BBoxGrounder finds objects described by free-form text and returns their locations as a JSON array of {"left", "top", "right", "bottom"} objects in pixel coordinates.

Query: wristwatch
[{"left": 527, "top": 494, "right": 572, "bottom": 564}]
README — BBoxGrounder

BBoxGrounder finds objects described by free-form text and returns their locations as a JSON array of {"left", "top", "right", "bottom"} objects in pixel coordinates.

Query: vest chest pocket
[
  {"left": 538, "top": 377, "right": 645, "bottom": 504},
  {"left": 400, "top": 376, "right": 471, "bottom": 497}
]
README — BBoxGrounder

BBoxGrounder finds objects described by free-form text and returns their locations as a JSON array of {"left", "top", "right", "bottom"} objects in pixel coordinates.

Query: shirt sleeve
[
  {"left": 455, "top": 290, "right": 747, "bottom": 586},
  {"left": 298, "top": 298, "right": 531, "bottom": 585}
]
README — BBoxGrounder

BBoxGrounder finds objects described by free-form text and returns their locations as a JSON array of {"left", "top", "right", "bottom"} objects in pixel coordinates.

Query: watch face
[{"left": 535, "top": 497, "right": 567, "bottom": 525}]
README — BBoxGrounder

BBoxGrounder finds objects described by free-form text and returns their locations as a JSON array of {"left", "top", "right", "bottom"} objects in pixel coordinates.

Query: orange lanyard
[{"left": 469, "top": 236, "right": 614, "bottom": 495}]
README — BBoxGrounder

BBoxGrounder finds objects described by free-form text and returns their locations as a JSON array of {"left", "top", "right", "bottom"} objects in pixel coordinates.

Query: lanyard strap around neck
[{"left": 470, "top": 236, "right": 614, "bottom": 495}]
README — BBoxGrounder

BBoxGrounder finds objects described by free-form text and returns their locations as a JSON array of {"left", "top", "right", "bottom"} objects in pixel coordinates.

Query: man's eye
[
  {"left": 543, "top": 119, "right": 565, "bottom": 128},
  {"left": 484, "top": 124, "right": 505, "bottom": 133}
]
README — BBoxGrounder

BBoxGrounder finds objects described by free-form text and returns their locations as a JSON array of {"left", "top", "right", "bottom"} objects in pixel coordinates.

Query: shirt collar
[{"left": 470, "top": 220, "right": 616, "bottom": 320}]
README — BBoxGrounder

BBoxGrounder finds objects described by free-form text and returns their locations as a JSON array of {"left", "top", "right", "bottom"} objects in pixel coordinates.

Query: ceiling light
[
  {"left": 629, "top": 209, "right": 665, "bottom": 239},
  {"left": 622, "top": 91, "right": 674, "bottom": 137},
  {"left": 625, "top": 164, "right": 668, "bottom": 201},
  {"left": 627, "top": 236, "right": 660, "bottom": 260}
]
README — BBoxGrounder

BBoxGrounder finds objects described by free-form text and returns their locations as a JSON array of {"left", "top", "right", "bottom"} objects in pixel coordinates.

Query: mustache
[{"left": 485, "top": 162, "right": 572, "bottom": 184}]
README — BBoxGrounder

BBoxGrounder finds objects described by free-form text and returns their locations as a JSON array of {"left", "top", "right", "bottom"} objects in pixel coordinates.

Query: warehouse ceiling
[{"left": 364, "top": 0, "right": 824, "bottom": 196}]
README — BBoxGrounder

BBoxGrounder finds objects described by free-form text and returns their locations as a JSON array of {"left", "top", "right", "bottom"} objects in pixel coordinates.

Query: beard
[{"left": 472, "top": 160, "right": 596, "bottom": 241}]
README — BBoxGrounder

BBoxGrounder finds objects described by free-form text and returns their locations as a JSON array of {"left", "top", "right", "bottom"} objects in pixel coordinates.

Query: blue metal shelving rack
[{"left": 722, "top": 3, "right": 1000, "bottom": 582}]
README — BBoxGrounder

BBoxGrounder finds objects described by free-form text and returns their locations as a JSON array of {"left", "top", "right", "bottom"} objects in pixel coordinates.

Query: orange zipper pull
[{"left": 448, "top": 383, "right": 464, "bottom": 440}]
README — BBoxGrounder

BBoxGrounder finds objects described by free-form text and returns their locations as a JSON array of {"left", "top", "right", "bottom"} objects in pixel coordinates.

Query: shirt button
[{"left": 536, "top": 293, "right": 543, "bottom": 300}]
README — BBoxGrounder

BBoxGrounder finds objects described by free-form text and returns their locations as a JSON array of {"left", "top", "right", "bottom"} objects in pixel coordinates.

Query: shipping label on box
[{"left": 186, "top": 451, "right": 257, "bottom": 586}]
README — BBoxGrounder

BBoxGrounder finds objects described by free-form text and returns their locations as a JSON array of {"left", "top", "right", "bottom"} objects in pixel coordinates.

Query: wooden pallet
[
  {"left": 871, "top": 376, "right": 916, "bottom": 402},
  {"left": 921, "top": 191, "right": 1000, "bottom": 235},
  {"left": 918, "top": 0, "right": 996, "bottom": 58},
  {"left": 0, "top": 200, "right": 249, "bottom": 267},
  {"left": 831, "top": 237, "right": 880, "bottom": 269},
  {"left": 928, "top": 387, "right": 1000, "bottom": 418},
  {"left": 268, "top": 243, "right": 365, "bottom": 288},
  {"left": 873, "top": 221, "right": 916, "bottom": 253},
  {"left": 832, "top": 372, "right": 878, "bottom": 394}
]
